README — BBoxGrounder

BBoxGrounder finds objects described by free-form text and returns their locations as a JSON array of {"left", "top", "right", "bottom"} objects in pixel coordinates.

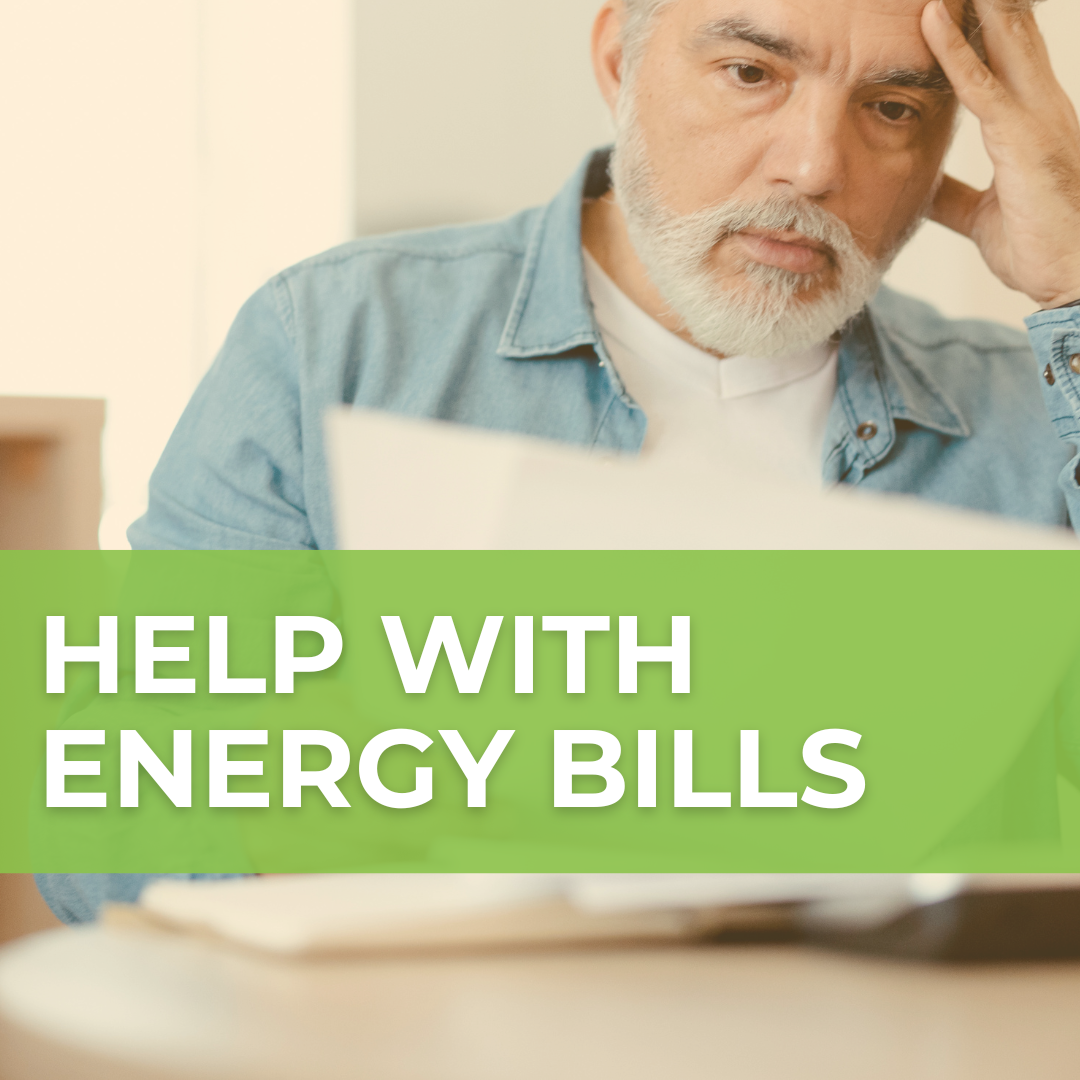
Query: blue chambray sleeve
[
  {"left": 1026, "top": 307, "right": 1080, "bottom": 529},
  {"left": 128, "top": 279, "right": 318, "bottom": 551}
]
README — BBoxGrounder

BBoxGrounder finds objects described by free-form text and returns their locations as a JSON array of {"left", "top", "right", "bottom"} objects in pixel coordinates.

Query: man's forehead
[
  {"left": 671, "top": 0, "right": 963, "bottom": 78},
  {"left": 672, "top": 0, "right": 967, "bottom": 30}
]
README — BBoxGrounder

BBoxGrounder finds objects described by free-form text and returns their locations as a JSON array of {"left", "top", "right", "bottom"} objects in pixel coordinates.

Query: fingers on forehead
[
  {"left": 974, "top": 0, "right": 1054, "bottom": 96},
  {"left": 927, "top": 6, "right": 1009, "bottom": 114},
  {"left": 972, "top": 0, "right": 1028, "bottom": 15},
  {"left": 970, "top": 0, "right": 1040, "bottom": 24}
]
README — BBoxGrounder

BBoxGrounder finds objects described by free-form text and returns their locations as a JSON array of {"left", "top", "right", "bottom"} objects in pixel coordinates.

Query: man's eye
[
  {"left": 874, "top": 101, "right": 917, "bottom": 123},
  {"left": 731, "top": 64, "right": 767, "bottom": 85}
]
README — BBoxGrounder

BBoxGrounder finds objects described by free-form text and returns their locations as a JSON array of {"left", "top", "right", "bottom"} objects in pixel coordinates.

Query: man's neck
[{"left": 581, "top": 194, "right": 726, "bottom": 357}]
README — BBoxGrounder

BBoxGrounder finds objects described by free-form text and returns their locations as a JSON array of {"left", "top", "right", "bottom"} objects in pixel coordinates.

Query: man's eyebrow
[
  {"left": 690, "top": 17, "right": 806, "bottom": 63},
  {"left": 691, "top": 18, "right": 955, "bottom": 96},
  {"left": 865, "top": 67, "right": 954, "bottom": 95}
]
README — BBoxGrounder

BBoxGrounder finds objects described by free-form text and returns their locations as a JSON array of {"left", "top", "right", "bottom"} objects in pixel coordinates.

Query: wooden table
[{"left": 2, "top": 924, "right": 1079, "bottom": 1079}]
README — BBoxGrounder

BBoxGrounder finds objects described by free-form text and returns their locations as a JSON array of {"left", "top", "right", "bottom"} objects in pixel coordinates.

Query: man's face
[{"left": 609, "top": 0, "right": 963, "bottom": 355}]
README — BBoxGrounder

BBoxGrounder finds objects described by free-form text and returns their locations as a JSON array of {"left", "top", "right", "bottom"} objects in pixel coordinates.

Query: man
[
  {"left": 38, "top": 0, "right": 1080, "bottom": 921},
  {"left": 126, "top": 0, "right": 1080, "bottom": 553}
]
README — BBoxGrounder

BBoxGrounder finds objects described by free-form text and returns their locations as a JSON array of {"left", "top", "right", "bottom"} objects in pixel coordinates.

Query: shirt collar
[
  {"left": 825, "top": 298, "right": 970, "bottom": 482},
  {"left": 500, "top": 148, "right": 971, "bottom": 448},
  {"left": 864, "top": 287, "right": 971, "bottom": 439},
  {"left": 497, "top": 150, "right": 610, "bottom": 359}
]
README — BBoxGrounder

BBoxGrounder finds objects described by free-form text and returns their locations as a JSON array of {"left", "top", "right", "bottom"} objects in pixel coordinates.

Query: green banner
[{"left": 4, "top": 550, "right": 1080, "bottom": 873}]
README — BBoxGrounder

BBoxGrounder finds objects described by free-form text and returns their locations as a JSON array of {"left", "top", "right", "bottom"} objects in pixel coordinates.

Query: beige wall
[
  {"left": 1, "top": 1, "right": 198, "bottom": 548},
  {"left": 0, "top": 1, "right": 353, "bottom": 548},
  {"left": 354, "top": 0, "right": 612, "bottom": 234}
]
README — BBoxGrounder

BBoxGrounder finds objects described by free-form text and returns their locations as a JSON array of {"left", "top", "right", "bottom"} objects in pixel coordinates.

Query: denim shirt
[
  {"left": 127, "top": 148, "right": 1080, "bottom": 552},
  {"left": 38, "top": 150, "right": 1080, "bottom": 924}
]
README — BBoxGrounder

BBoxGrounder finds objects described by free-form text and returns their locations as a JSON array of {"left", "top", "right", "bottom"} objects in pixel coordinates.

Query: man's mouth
[{"left": 731, "top": 228, "right": 832, "bottom": 276}]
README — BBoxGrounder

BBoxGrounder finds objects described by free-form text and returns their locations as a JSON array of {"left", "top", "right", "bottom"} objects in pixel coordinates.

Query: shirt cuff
[
  {"left": 33, "top": 872, "right": 250, "bottom": 925},
  {"left": 1026, "top": 306, "right": 1080, "bottom": 443}
]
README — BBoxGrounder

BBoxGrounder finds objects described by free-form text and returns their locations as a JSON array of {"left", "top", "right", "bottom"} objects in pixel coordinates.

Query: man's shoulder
[
  {"left": 867, "top": 284, "right": 1041, "bottom": 406},
  {"left": 275, "top": 207, "right": 542, "bottom": 292},
  {"left": 251, "top": 208, "right": 547, "bottom": 350},
  {"left": 869, "top": 284, "right": 1032, "bottom": 357}
]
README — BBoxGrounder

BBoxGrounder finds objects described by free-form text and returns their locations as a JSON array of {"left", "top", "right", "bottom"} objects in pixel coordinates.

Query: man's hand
[{"left": 922, "top": 0, "right": 1080, "bottom": 309}]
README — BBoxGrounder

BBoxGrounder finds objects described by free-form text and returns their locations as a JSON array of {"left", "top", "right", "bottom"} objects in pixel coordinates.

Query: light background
[{"left": 1, "top": 0, "right": 1077, "bottom": 548}]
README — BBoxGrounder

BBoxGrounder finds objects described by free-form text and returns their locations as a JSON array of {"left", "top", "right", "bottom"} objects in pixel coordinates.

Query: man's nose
[{"left": 759, "top": 88, "right": 848, "bottom": 200}]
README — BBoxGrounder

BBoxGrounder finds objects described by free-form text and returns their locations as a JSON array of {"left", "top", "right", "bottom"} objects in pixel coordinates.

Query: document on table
[
  {"left": 124, "top": 873, "right": 920, "bottom": 957},
  {"left": 118, "top": 872, "right": 1080, "bottom": 959}
]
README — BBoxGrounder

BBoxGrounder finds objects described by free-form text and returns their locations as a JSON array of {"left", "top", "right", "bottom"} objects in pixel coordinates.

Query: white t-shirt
[{"left": 583, "top": 249, "right": 838, "bottom": 487}]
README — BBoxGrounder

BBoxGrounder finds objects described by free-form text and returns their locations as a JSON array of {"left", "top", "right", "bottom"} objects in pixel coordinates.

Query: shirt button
[
  {"left": 1045, "top": 364, "right": 1056, "bottom": 386},
  {"left": 856, "top": 423, "right": 878, "bottom": 441},
  {"left": 1071, "top": 354, "right": 1080, "bottom": 375}
]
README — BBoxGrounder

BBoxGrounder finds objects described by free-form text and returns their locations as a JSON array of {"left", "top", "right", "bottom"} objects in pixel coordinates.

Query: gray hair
[{"left": 620, "top": 0, "right": 1047, "bottom": 72}]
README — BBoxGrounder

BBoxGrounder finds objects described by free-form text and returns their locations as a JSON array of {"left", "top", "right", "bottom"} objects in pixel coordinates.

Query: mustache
[{"left": 656, "top": 195, "right": 864, "bottom": 274}]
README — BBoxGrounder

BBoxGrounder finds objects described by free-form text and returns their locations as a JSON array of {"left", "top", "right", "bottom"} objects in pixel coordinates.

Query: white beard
[{"left": 608, "top": 95, "right": 894, "bottom": 359}]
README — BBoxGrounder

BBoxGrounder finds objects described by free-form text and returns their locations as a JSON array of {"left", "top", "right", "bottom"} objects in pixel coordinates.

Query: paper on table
[
  {"left": 325, "top": 408, "right": 1077, "bottom": 551},
  {"left": 127, "top": 873, "right": 915, "bottom": 958},
  {"left": 134, "top": 875, "right": 563, "bottom": 955},
  {"left": 129, "top": 873, "right": 1080, "bottom": 958},
  {"left": 568, "top": 873, "right": 910, "bottom": 912}
]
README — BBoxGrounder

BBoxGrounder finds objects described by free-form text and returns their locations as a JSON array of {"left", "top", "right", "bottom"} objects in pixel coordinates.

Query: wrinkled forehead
[{"left": 653, "top": 0, "right": 969, "bottom": 82}]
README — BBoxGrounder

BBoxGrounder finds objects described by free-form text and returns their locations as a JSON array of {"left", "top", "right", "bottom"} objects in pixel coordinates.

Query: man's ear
[{"left": 591, "top": 2, "right": 626, "bottom": 116}]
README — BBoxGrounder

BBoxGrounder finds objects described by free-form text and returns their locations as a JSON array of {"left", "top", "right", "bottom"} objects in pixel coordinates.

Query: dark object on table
[{"left": 807, "top": 889, "right": 1080, "bottom": 962}]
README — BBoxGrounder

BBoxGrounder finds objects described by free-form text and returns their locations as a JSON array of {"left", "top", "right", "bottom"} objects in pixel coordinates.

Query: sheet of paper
[
  {"left": 134, "top": 868, "right": 1080, "bottom": 956},
  {"left": 138, "top": 874, "right": 563, "bottom": 954},
  {"left": 567, "top": 874, "right": 910, "bottom": 913},
  {"left": 133, "top": 873, "right": 916, "bottom": 957},
  {"left": 326, "top": 408, "right": 1077, "bottom": 551}
]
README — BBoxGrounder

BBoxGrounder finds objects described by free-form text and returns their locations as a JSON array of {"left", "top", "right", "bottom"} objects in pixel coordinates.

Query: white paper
[{"left": 326, "top": 408, "right": 1077, "bottom": 551}]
